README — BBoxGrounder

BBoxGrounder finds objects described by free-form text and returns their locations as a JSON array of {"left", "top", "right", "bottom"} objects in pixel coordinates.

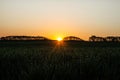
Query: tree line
[
  {"left": 89, "top": 35, "right": 120, "bottom": 42},
  {"left": 0, "top": 35, "right": 120, "bottom": 42},
  {"left": 0, "top": 36, "right": 49, "bottom": 40}
]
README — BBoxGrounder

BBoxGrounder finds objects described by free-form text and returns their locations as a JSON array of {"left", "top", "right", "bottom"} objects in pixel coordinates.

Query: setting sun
[{"left": 57, "top": 37, "right": 63, "bottom": 41}]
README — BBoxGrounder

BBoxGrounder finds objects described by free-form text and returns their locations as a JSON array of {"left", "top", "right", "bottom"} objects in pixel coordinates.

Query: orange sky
[{"left": 0, "top": 0, "right": 120, "bottom": 40}]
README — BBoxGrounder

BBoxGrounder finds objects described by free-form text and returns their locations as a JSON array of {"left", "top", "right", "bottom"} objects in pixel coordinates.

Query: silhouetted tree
[
  {"left": 89, "top": 35, "right": 96, "bottom": 42},
  {"left": 0, "top": 36, "right": 50, "bottom": 40},
  {"left": 63, "top": 36, "right": 84, "bottom": 41},
  {"left": 106, "top": 36, "right": 120, "bottom": 42},
  {"left": 117, "top": 37, "right": 120, "bottom": 41},
  {"left": 89, "top": 35, "right": 105, "bottom": 42},
  {"left": 89, "top": 35, "right": 120, "bottom": 42}
]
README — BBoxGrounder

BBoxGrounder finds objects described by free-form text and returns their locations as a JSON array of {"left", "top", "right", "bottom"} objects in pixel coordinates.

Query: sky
[{"left": 0, "top": 0, "right": 120, "bottom": 40}]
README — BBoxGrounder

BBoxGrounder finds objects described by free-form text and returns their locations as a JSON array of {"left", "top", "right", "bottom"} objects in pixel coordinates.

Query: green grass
[{"left": 0, "top": 42, "right": 120, "bottom": 80}]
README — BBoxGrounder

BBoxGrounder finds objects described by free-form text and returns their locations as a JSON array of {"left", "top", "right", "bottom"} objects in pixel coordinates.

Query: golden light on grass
[{"left": 57, "top": 37, "right": 63, "bottom": 41}]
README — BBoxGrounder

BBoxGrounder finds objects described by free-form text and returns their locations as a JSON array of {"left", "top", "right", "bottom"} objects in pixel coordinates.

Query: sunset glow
[
  {"left": 57, "top": 37, "right": 63, "bottom": 41},
  {"left": 0, "top": 0, "right": 120, "bottom": 40}
]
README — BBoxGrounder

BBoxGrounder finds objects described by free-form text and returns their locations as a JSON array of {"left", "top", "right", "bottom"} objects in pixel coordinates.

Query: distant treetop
[
  {"left": 89, "top": 35, "right": 120, "bottom": 42},
  {"left": 63, "top": 36, "right": 84, "bottom": 41},
  {"left": 0, "top": 36, "right": 50, "bottom": 40}
]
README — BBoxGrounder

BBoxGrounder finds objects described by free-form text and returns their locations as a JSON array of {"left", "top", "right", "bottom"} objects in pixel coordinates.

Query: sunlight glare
[{"left": 57, "top": 37, "right": 63, "bottom": 41}]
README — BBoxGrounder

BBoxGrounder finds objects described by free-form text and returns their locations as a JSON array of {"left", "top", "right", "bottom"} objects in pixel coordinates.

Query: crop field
[{"left": 0, "top": 41, "right": 120, "bottom": 80}]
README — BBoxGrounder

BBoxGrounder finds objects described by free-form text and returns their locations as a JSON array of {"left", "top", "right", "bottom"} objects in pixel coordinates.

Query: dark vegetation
[
  {"left": 0, "top": 35, "right": 120, "bottom": 80},
  {"left": 0, "top": 35, "right": 120, "bottom": 42},
  {"left": 0, "top": 36, "right": 49, "bottom": 41},
  {"left": 89, "top": 35, "right": 120, "bottom": 42}
]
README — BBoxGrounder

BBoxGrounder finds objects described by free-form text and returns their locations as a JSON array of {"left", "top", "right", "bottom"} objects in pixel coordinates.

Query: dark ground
[{"left": 0, "top": 41, "right": 120, "bottom": 80}]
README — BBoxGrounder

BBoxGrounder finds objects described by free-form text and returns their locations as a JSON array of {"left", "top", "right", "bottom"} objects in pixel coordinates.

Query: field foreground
[{"left": 0, "top": 41, "right": 120, "bottom": 80}]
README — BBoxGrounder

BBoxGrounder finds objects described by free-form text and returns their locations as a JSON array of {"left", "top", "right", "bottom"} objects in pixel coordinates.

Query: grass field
[{"left": 0, "top": 41, "right": 120, "bottom": 80}]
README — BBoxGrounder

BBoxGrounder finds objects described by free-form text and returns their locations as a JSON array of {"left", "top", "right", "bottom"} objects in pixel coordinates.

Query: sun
[{"left": 57, "top": 37, "right": 63, "bottom": 41}]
